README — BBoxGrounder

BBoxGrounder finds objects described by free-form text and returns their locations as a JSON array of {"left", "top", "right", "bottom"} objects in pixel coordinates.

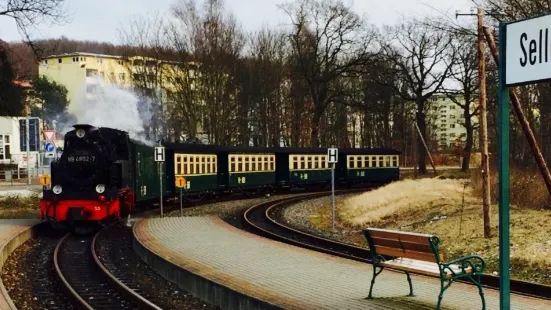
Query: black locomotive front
[{"left": 46, "top": 124, "right": 129, "bottom": 200}]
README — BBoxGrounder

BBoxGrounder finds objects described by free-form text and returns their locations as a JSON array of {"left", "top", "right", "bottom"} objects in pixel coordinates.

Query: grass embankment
[
  {"left": 310, "top": 168, "right": 551, "bottom": 285},
  {"left": 0, "top": 193, "right": 40, "bottom": 219}
]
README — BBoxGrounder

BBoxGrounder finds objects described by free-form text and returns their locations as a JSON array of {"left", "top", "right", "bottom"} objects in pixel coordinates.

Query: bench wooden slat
[
  {"left": 374, "top": 245, "right": 440, "bottom": 262},
  {"left": 380, "top": 258, "right": 473, "bottom": 279},
  {"left": 366, "top": 228, "right": 432, "bottom": 245},
  {"left": 370, "top": 236, "right": 434, "bottom": 254}
]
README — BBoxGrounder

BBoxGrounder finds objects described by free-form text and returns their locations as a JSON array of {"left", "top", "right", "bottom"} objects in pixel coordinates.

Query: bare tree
[
  {"left": 118, "top": 12, "right": 171, "bottom": 141},
  {"left": 443, "top": 35, "right": 480, "bottom": 171},
  {"left": 278, "top": 0, "right": 376, "bottom": 147},
  {"left": 0, "top": 0, "right": 68, "bottom": 56},
  {"left": 170, "top": 0, "right": 245, "bottom": 145},
  {"left": 380, "top": 19, "right": 455, "bottom": 174}
]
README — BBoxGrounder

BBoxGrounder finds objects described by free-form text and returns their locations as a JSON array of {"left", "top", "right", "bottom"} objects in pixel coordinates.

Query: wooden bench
[{"left": 362, "top": 228, "right": 486, "bottom": 310}]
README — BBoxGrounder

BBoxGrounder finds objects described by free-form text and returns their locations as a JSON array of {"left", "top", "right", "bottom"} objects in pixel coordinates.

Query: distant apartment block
[{"left": 427, "top": 95, "right": 479, "bottom": 150}]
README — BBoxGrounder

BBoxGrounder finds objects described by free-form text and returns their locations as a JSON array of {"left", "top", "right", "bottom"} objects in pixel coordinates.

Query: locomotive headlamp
[
  {"left": 76, "top": 129, "right": 85, "bottom": 138},
  {"left": 52, "top": 185, "right": 63, "bottom": 195},
  {"left": 95, "top": 184, "right": 105, "bottom": 194}
]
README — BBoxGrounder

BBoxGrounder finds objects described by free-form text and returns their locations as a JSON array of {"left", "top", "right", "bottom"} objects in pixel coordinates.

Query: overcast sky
[{"left": 0, "top": 0, "right": 475, "bottom": 44}]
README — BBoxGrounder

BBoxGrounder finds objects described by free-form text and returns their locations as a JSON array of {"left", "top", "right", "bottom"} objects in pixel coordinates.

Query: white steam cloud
[{"left": 60, "top": 75, "right": 156, "bottom": 146}]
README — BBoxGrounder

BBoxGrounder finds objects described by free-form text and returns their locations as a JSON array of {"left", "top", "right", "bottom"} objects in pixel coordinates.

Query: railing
[{"left": 0, "top": 167, "right": 46, "bottom": 185}]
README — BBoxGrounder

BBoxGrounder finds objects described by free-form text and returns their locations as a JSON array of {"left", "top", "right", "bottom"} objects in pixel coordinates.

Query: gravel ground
[
  {"left": 1, "top": 228, "right": 73, "bottom": 310},
  {"left": 167, "top": 192, "right": 303, "bottom": 228},
  {"left": 281, "top": 193, "right": 367, "bottom": 246}
]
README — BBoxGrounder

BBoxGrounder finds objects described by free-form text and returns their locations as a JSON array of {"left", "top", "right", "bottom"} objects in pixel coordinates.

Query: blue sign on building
[{"left": 44, "top": 142, "right": 55, "bottom": 152}]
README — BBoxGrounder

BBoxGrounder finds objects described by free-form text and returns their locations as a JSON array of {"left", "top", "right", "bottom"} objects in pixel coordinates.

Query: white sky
[{"left": 0, "top": 0, "right": 475, "bottom": 44}]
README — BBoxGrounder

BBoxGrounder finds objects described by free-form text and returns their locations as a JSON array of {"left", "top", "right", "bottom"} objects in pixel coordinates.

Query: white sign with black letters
[
  {"left": 154, "top": 147, "right": 165, "bottom": 162},
  {"left": 327, "top": 148, "right": 338, "bottom": 163},
  {"left": 505, "top": 13, "right": 551, "bottom": 86}
]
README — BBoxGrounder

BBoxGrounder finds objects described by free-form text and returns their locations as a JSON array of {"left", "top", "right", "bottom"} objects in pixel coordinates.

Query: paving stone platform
[
  {"left": 133, "top": 216, "right": 551, "bottom": 310},
  {"left": 0, "top": 219, "right": 41, "bottom": 310}
]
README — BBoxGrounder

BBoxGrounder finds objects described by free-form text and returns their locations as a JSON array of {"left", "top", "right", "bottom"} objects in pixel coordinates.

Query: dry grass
[
  {"left": 306, "top": 169, "right": 551, "bottom": 285},
  {"left": 0, "top": 193, "right": 40, "bottom": 219},
  {"left": 339, "top": 178, "right": 474, "bottom": 227}
]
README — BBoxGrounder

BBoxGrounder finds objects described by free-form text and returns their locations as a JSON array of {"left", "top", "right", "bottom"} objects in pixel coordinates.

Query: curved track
[
  {"left": 243, "top": 192, "right": 551, "bottom": 301},
  {"left": 53, "top": 228, "right": 162, "bottom": 309}
]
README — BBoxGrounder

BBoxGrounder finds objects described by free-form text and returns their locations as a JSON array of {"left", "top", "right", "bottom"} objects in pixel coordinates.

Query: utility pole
[{"left": 456, "top": 8, "right": 492, "bottom": 238}]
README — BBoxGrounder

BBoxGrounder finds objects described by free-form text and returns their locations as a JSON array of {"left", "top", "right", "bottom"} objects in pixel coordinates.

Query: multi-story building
[
  {"left": 427, "top": 95, "right": 479, "bottom": 150},
  {"left": 38, "top": 52, "right": 205, "bottom": 141}
]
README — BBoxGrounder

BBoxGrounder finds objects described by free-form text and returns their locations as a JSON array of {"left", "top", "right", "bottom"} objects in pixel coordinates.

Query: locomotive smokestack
[{"left": 73, "top": 124, "right": 95, "bottom": 131}]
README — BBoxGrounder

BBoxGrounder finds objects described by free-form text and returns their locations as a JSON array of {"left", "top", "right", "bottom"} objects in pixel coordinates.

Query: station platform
[
  {"left": 133, "top": 217, "right": 551, "bottom": 310},
  {"left": 0, "top": 219, "right": 41, "bottom": 310}
]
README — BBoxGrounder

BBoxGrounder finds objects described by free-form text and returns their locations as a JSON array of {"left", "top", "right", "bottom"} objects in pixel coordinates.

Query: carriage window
[
  {"left": 212, "top": 156, "right": 216, "bottom": 173},
  {"left": 183, "top": 156, "right": 188, "bottom": 174},
  {"left": 299, "top": 156, "right": 304, "bottom": 169},
  {"left": 231, "top": 156, "right": 235, "bottom": 172},
  {"left": 385, "top": 156, "right": 391, "bottom": 167},
  {"left": 270, "top": 157, "right": 275, "bottom": 170},
  {"left": 201, "top": 156, "right": 205, "bottom": 174},
  {"left": 378, "top": 156, "right": 384, "bottom": 167},
  {"left": 176, "top": 155, "right": 182, "bottom": 174},
  {"left": 252, "top": 157, "right": 257, "bottom": 171},
  {"left": 314, "top": 156, "right": 319, "bottom": 169},
  {"left": 292, "top": 156, "right": 298, "bottom": 170},
  {"left": 306, "top": 156, "right": 312, "bottom": 169},
  {"left": 349, "top": 157, "right": 355, "bottom": 168},
  {"left": 392, "top": 156, "right": 398, "bottom": 167},
  {"left": 238, "top": 157, "right": 243, "bottom": 172},
  {"left": 363, "top": 156, "right": 369, "bottom": 168},
  {"left": 263, "top": 157, "right": 268, "bottom": 170}
]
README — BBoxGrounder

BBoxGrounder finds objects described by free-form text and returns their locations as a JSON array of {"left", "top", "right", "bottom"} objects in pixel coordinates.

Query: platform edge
[{"left": 0, "top": 221, "right": 45, "bottom": 310}]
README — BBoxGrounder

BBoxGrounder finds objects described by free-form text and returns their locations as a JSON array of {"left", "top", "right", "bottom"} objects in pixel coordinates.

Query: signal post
[
  {"left": 327, "top": 148, "right": 338, "bottom": 230},
  {"left": 154, "top": 146, "right": 165, "bottom": 217},
  {"left": 175, "top": 176, "right": 186, "bottom": 216}
]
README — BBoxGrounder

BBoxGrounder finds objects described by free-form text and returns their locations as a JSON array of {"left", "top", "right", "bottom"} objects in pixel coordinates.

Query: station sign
[{"left": 505, "top": 13, "right": 551, "bottom": 86}]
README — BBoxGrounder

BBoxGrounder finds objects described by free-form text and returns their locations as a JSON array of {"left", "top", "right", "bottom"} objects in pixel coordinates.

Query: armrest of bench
[{"left": 440, "top": 254, "right": 486, "bottom": 278}]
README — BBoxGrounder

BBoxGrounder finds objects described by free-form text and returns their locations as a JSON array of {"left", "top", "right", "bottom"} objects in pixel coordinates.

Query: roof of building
[
  {"left": 12, "top": 80, "right": 32, "bottom": 88},
  {"left": 43, "top": 52, "right": 124, "bottom": 59}
]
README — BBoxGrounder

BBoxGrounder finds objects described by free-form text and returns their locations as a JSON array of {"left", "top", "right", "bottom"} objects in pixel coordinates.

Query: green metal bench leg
[
  {"left": 470, "top": 275, "right": 486, "bottom": 310},
  {"left": 436, "top": 280, "right": 452, "bottom": 310},
  {"left": 405, "top": 271, "right": 414, "bottom": 296},
  {"left": 366, "top": 266, "right": 384, "bottom": 299}
]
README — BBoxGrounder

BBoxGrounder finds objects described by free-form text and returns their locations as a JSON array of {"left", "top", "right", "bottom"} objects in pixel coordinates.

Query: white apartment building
[{"left": 428, "top": 95, "right": 479, "bottom": 150}]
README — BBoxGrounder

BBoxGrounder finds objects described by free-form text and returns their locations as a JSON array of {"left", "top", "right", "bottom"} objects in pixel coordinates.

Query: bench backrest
[{"left": 363, "top": 228, "right": 443, "bottom": 263}]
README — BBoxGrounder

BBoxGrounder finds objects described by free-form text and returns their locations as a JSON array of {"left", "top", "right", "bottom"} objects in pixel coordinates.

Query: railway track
[
  {"left": 242, "top": 191, "right": 551, "bottom": 301},
  {"left": 53, "top": 227, "right": 162, "bottom": 309}
]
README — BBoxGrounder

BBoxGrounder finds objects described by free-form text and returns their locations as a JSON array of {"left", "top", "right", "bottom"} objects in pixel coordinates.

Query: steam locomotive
[{"left": 39, "top": 124, "right": 401, "bottom": 231}]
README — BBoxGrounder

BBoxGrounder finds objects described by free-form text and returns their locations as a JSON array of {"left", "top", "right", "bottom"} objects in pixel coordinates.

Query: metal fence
[{"left": 0, "top": 166, "right": 49, "bottom": 185}]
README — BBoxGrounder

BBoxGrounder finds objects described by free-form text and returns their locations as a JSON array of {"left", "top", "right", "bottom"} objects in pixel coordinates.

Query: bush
[{"left": 470, "top": 164, "right": 550, "bottom": 209}]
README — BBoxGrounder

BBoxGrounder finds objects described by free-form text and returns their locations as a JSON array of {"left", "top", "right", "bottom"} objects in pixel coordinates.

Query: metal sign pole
[
  {"left": 160, "top": 162, "right": 163, "bottom": 217},
  {"left": 180, "top": 188, "right": 183, "bottom": 217},
  {"left": 331, "top": 163, "right": 335, "bottom": 230},
  {"left": 497, "top": 22, "right": 510, "bottom": 309}
]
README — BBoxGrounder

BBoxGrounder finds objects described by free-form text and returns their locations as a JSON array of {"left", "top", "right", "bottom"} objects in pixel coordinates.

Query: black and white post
[
  {"left": 155, "top": 145, "right": 165, "bottom": 217},
  {"left": 328, "top": 148, "right": 338, "bottom": 230}
]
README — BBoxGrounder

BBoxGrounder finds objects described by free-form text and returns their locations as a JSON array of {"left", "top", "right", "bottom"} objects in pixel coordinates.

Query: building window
[
  {"left": 58, "top": 58, "right": 62, "bottom": 63},
  {"left": 86, "top": 69, "right": 98, "bottom": 77},
  {"left": 450, "top": 105, "right": 456, "bottom": 109},
  {"left": 450, "top": 124, "right": 455, "bottom": 128},
  {"left": 72, "top": 57, "right": 78, "bottom": 62},
  {"left": 0, "top": 135, "right": 11, "bottom": 160},
  {"left": 19, "top": 119, "right": 39, "bottom": 152}
]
